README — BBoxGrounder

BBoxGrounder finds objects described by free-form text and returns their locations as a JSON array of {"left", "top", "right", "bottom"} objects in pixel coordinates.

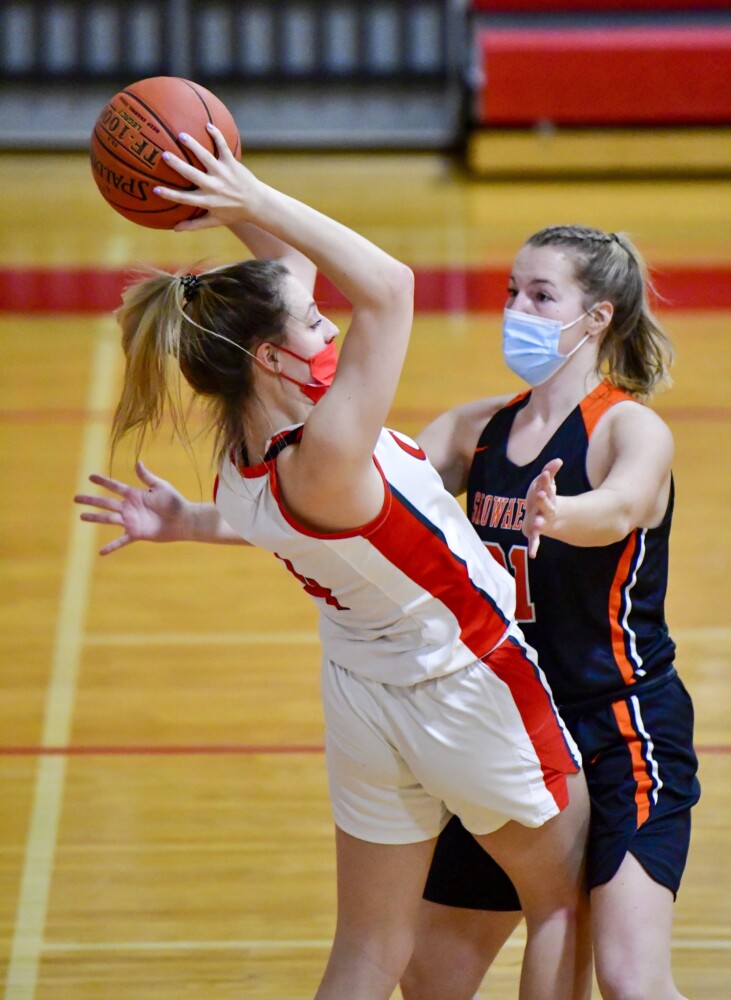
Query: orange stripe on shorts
[{"left": 611, "top": 698, "right": 652, "bottom": 828}]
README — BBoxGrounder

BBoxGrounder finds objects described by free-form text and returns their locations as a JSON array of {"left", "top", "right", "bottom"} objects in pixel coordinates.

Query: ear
[
  {"left": 587, "top": 301, "right": 613, "bottom": 337},
  {"left": 254, "top": 340, "right": 279, "bottom": 374}
]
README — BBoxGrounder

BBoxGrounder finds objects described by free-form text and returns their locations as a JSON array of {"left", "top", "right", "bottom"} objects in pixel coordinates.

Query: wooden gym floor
[{"left": 0, "top": 146, "right": 729, "bottom": 998}]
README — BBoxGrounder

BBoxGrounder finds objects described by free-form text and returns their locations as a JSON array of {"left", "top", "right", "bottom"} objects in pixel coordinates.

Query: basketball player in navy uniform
[{"left": 401, "top": 226, "right": 700, "bottom": 1000}]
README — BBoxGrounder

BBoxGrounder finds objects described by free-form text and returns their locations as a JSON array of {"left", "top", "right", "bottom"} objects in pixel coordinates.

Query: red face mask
[{"left": 273, "top": 341, "right": 338, "bottom": 403}]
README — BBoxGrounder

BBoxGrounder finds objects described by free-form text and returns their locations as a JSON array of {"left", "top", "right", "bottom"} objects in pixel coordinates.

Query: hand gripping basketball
[
  {"left": 152, "top": 125, "right": 262, "bottom": 232},
  {"left": 90, "top": 76, "right": 241, "bottom": 229}
]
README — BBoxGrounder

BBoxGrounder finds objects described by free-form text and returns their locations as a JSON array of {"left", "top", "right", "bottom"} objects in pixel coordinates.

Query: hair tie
[{"left": 180, "top": 273, "right": 200, "bottom": 303}]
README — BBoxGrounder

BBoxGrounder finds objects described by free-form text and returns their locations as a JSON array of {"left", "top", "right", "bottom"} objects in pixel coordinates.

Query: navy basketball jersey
[{"left": 467, "top": 380, "right": 676, "bottom": 705}]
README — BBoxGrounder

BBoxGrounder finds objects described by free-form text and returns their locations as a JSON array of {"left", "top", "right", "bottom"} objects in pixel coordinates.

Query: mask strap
[
  {"left": 560, "top": 303, "right": 597, "bottom": 332},
  {"left": 563, "top": 333, "right": 590, "bottom": 359}
]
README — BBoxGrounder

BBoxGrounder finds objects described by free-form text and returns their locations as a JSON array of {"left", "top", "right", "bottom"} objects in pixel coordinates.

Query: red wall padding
[
  {"left": 473, "top": 2, "right": 730, "bottom": 11},
  {"left": 478, "top": 27, "right": 731, "bottom": 125}
]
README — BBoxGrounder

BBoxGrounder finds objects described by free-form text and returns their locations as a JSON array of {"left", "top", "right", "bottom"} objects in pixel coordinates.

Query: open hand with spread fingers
[
  {"left": 523, "top": 457, "right": 563, "bottom": 558},
  {"left": 74, "top": 460, "right": 191, "bottom": 555}
]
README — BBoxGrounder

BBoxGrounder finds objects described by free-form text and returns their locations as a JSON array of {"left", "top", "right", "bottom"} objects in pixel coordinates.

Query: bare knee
[
  {"left": 596, "top": 962, "right": 686, "bottom": 1000},
  {"left": 401, "top": 944, "right": 485, "bottom": 1000},
  {"left": 323, "top": 926, "right": 416, "bottom": 998},
  {"left": 400, "top": 904, "right": 520, "bottom": 1000}
]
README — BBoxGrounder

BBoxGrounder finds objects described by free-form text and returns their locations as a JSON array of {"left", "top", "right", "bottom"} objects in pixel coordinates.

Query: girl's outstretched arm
[{"left": 75, "top": 461, "right": 246, "bottom": 555}]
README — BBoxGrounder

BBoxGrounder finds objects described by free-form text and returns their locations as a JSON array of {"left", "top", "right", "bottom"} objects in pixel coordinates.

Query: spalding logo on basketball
[{"left": 90, "top": 76, "right": 241, "bottom": 229}]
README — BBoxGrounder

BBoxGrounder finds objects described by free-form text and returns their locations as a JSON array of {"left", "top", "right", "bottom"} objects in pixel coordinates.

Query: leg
[
  {"left": 476, "top": 771, "right": 593, "bottom": 1000},
  {"left": 315, "top": 826, "right": 436, "bottom": 1000},
  {"left": 591, "top": 853, "right": 687, "bottom": 1000},
  {"left": 571, "top": 675, "right": 700, "bottom": 1000},
  {"left": 401, "top": 902, "right": 522, "bottom": 1000},
  {"left": 401, "top": 816, "right": 523, "bottom": 1000}
]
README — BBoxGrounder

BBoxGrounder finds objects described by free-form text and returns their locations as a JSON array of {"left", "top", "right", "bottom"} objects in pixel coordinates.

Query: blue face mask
[{"left": 501, "top": 307, "right": 593, "bottom": 386}]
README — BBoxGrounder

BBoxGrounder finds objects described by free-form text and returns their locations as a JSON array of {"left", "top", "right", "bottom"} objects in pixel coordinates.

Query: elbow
[
  {"left": 383, "top": 261, "right": 414, "bottom": 308},
  {"left": 613, "top": 497, "right": 644, "bottom": 542}
]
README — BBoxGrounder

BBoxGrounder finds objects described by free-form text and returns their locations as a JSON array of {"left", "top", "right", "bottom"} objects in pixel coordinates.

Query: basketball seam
[
  {"left": 93, "top": 126, "right": 195, "bottom": 208},
  {"left": 91, "top": 127, "right": 194, "bottom": 192},
  {"left": 91, "top": 133, "right": 194, "bottom": 218},
  {"left": 180, "top": 79, "right": 241, "bottom": 159},
  {"left": 121, "top": 87, "right": 198, "bottom": 168}
]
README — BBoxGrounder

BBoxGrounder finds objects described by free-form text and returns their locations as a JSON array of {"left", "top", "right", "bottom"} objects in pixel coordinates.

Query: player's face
[
  {"left": 506, "top": 245, "right": 590, "bottom": 354},
  {"left": 282, "top": 274, "right": 339, "bottom": 363}
]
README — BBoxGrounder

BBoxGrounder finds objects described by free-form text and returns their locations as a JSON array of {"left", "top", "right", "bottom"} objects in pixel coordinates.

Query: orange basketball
[{"left": 90, "top": 76, "right": 241, "bottom": 229}]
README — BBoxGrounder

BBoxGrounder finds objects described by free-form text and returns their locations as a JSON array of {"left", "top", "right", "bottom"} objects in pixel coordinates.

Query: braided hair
[{"left": 527, "top": 225, "right": 673, "bottom": 398}]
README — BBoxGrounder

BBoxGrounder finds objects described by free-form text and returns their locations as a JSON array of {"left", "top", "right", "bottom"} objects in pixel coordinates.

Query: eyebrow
[{"left": 508, "top": 276, "right": 558, "bottom": 288}]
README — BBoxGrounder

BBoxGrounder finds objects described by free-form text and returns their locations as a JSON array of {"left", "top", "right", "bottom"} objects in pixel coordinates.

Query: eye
[
  {"left": 535, "top": 291, "right": 553, "bottom": 303},
  {"left": 310, "top": 318, "right": 323, "bottom": 330},
  {"left": 506, "top": 287, "right": 517, "bottom": 302}
]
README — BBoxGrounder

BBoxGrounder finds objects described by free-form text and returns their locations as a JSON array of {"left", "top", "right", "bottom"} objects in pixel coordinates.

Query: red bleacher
[
  {"left": 476, "top": 25, "right": 731, "bottom": 126},
  {"left": 473, "top": 1, "right": 729, "bottom": 10}
]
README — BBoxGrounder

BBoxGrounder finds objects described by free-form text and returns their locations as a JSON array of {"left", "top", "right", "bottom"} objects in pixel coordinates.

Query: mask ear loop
[
  {"left": 558, "top": 304, "right": 599, "bottom": 359},
  {"left": 178, "top": 301, "right": 279, "bottom": 373}
]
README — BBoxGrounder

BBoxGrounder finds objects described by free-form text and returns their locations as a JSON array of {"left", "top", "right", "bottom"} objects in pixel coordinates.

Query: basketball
[{"left": 90, "top": 76, "right": 241, "bottom": 229}]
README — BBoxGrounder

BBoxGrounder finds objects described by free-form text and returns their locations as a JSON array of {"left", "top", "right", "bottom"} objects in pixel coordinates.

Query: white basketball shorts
[{"left": 321, "top": 632, "right": 581, "bottom": 845}]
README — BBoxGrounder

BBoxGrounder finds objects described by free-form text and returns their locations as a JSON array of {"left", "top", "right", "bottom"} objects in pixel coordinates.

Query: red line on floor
[
  {"left": 1, "top": 265, "right": 730, "bottom": 314},
  {"left": 0, "top": 744, "right": 325, "bottom": 756},
  {"left": 0, "top": 743, "right": 725, "bottom": 757}
]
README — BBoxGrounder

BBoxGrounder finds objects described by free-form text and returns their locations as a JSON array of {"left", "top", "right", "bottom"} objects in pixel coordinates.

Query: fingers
[
  {"left": 99, "top": 534, "right": 132, "bottom": 557},
  {"left": 528, "top": 531, "right": 541, "bottom": 559},
  {"left": 173, "top": 216, "right": 221, "bottom": 232},
  {"left": 79, "top": 510, "right": 123, "bottom": 526},
  {"left": 163, "top": 134, "right": 215, "bottom": 178},
  {"left": 158, "top": 127, "right": 227, "bottom": 186},
  {"left": 153, "top": 179, "right": 202, "bottom": 205},
  {"left": 204, "top": 122, "right": 238, "bottom": 161},
  {"left": 134, "top": 460, "right": 162, "bottom": 489},
  {"left": 86, "top": 472, "right": 129, "bottom": 496},
  {"left": 75, "top": 493, "right": 121, "bottom": 513},
  {"left": 534, "top": 487, "right": 554, "bottom": 514}
]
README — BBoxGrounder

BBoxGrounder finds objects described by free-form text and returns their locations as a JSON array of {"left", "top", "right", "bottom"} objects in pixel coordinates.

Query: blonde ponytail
[
  {"left": 109, "top": 258, "right": 290, "bottom": 468},
  {"left": 111, "top": 269, "right": 187, "bottom": 463}
]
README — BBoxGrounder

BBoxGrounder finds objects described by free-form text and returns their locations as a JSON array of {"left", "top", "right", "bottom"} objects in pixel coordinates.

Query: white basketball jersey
[{"left": 215, "top": 426, "right": 517, "bottom": 685}]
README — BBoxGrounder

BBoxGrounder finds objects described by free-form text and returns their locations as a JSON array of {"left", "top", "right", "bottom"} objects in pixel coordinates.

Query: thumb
[
  {"left": 544, "top": 458, "right": 563, "bottom": 478},
  {"left": 135, "top": 460, "right": 163, "bottom": 489}
]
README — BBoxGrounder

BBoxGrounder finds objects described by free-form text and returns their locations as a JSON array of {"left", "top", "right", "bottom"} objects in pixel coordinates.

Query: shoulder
[
  {"left": 588, "top": 396, "right": 673, "bottom": 485},
  {"left": 449, "top": 393, "right": 520, "bottom": 443},
  {"left": 416, "top": 393, "right": 518, "bottom": 497},
  {"left": 599, "top": 397, "right": 673, "bottom": 447}
]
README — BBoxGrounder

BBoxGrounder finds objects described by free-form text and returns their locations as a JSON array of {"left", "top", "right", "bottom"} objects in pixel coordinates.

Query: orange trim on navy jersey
[
  {"left": 611, "top": 698, "right": 652, "bottom": 828},
  {"left": 508, "top": 390, "right": 530, "bottom": 407},
  {"left": 579, "top": 380, "right": 635, "bottom": 440},
  {"left": 608, "top": 532, "right": 640, "bottom": 685}
]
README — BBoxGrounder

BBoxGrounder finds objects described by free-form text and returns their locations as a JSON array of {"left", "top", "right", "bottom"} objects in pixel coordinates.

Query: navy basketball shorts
[{"left": 423, "top": 669, "right": 700, "bottom": 909}]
